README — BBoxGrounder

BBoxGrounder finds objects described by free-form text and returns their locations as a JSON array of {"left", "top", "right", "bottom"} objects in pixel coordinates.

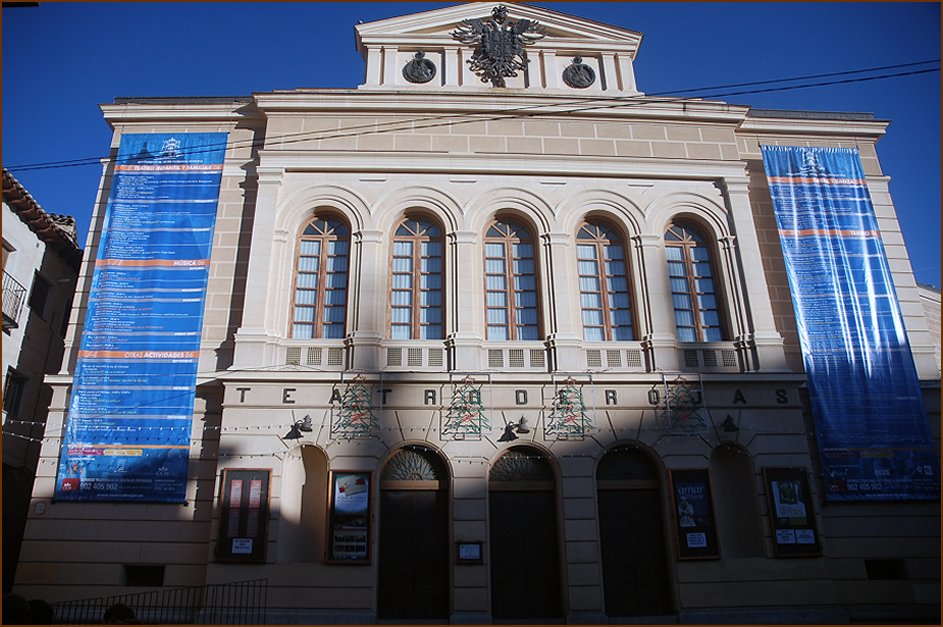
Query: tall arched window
[
  {"left": 665, "top": 221, "right": 723, "bottom": 342},
  {"left": 577, "top": 220, "right": 634, "bottom": 341},
  {"left": 291, "top": 214, "right": 350, "bottom": 339},
  {"left": 390, "top": 216, "right": 444, "bottom": 340},
  {"left": 484, "top": 218, "right": 540, "bottom": 341}
]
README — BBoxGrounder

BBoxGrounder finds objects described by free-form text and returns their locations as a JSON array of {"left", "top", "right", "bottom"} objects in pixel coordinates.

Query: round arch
[
  {"left": 595, "top": 443, "right": 674, "bottom": 617},
  {"left": 555, "top": 189, "right": 644, "bottom": 237},
  {"left": 372, "top": 186, "right": 463, "bottom": 234},
  {"left": 488, "top": 445, "right": 563, "bottom": 620},
  {"left": 276, "top": 184, "right": 370, "bottom": 235},
  {"left": 377, "top": 443, "right": 451, "bottom": 619},
  {"left": 464, "top": 187, "right": 554, "bottom": 235}
]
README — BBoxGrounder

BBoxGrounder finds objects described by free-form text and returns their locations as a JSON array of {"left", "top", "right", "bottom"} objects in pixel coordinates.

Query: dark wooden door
[
  {"left": 598, "top": 488, "right": 672, "bottom": 616},
  {"left": 489, "top": 490, "right": 563, "bottom": 619},
  {"left": 377, "top": 489, "right": 449, "bottom": 618}
]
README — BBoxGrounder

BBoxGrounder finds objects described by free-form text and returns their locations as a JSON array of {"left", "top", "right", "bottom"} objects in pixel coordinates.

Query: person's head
[
  {"left": 3, "top": 593, "right": 32, "bottom": 624},
  {"left": 28, "top": 598, "right": 54, "bottom": 624},
  {"left": 103, "top": 602, "right": 136, "bottom": 624}
]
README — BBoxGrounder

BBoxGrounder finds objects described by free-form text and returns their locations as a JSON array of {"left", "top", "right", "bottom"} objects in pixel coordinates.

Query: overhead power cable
[{"left": 5, "top": 59, "right": 939, "bottom": 173}]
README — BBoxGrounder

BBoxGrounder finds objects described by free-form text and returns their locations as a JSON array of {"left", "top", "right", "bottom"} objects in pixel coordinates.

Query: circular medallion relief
[
  {"left": 563, "top": 56, "right": 596, "bottom": 89},
  {"left": 403, "top": 51, "right": 437, "bottom": 84}
]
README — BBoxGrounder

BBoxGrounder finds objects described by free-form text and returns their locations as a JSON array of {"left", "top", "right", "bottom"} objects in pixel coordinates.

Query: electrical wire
[{"left": 4, "top": 59, "right": 938, "bottom": 173}]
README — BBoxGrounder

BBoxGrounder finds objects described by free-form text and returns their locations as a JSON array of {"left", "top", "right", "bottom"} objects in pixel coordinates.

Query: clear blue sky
[{"left": 3, "top": 2, "right": 940, "bottom": 287}]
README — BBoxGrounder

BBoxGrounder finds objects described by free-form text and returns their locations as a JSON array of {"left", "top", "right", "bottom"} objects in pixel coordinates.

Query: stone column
[
  {"left": 718, "top": 176, "right": 786, "bottom": 371},
  {"left": 616, "top": 52, "right": 638, "bottom": 93},
  {"left": 447, "top": 230, "right": 484, "bottom": 371},
  {"left": 541, "top": 50, "right": 559, "bottom": 90},
  {"left": 233, "top": 168, "right": 283, "bottom": 368},
  {"left": 601, "top": 53, "right": 618, "bottom": 93},
  {"left": 542, "top": 231, "right": 583, "bottom": 371},
  {"left": 382, "top": 46, "right": 399, "bottom": 86},
  {"left": 560, "top": 453, "right": 606, "bottom": 623},
  {"left": 349, "top": 229, "right": 384, "bottom": 370},
  {"left": 632, "top": 233, "right": 679, "bottom": 371},
  {"left": 444, "top": 48, "right": 460, "bottom": 87}
]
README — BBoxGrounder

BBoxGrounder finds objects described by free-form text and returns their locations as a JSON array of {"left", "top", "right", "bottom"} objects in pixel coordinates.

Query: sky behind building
[{"left": 3, "top": 2, "right": 940, "bottom": 286}]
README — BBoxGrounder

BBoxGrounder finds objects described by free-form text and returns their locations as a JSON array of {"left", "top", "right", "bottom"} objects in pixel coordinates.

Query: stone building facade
[
  {"left": 14, "top": 4, "right": 939, "bottom": 623},
  {"left": 2, "top": 168, "right": 82, "bottom": 591}
]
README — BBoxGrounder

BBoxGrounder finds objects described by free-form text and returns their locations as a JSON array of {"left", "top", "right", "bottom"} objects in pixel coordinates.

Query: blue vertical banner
[
  {"left": 56, "top": 133, "right": 228, "bottom": 502},
  {"left": 761, "top": 145, "right": 938, "bottom": 501}
]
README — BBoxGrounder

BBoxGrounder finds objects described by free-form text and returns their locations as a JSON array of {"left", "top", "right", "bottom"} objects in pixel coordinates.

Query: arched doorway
[
  {"left": 377, "top": 445, "right": 450, "bottom": 619},
  {"left": 596, "top": 446, "right": 673, "bottom": 617},
  {"left": 489, "top": 447, "right": 563, "bottom": 620}
]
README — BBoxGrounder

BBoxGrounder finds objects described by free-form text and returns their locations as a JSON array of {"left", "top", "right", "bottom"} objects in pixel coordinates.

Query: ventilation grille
[
  {"left": 489, "top": 349, "right": 504, "bottom": 368},
  {"left": 486, "top": 347, "right": 547, "bottom": 369},
  {"left": 586, "top": 348, "right": 644, "bottom": 370},
  {"left": 284, "top": 345, "right": 345, "bottom": 369},
  {"left": 680, "top": 347, "right": 740, "bottom": 372},
  {"left": 327, "top": 348, "right": 344, "bottom": 366},
  {"left": 509, "top": 349, "right": 525, "bottom": 368},
  {"left": 384, "top": 346, "right": 447, "bottom": 369}
]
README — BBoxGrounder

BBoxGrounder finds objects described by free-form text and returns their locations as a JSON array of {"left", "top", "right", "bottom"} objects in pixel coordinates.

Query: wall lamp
[
  {"left": 283, "top": 414, "right": 313, "bottom": 440},
  {"left": 498, "top": 416, "right": 530, "bottom": 442}
]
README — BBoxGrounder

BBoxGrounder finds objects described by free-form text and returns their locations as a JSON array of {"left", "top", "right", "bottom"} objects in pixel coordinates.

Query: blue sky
[{"left": 3, "top": 2, "right": 940, "bottom": 287}]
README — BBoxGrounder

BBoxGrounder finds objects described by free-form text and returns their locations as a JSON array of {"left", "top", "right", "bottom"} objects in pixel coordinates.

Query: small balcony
[{"left": 2, "top": 271, "right": 27, "bottom": 332}]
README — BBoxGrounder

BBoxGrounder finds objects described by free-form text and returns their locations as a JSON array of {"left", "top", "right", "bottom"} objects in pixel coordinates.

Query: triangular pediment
[
  {"left": 356, "top": 2, "right": 643, "bottom": 52},
  {"left": 355, "top": 3, "right": 644, "bottom": 94}
]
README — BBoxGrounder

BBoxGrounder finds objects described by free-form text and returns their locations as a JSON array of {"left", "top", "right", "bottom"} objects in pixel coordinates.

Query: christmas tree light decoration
[
  {"left": 331, "top": 374, "right": 379, "bottom": 439},
  {"left": 442, "top": 376, "right": 488, "bottom": 440},
  {"left": 546, "top": 377, "right": 591, "bottom": 440}
]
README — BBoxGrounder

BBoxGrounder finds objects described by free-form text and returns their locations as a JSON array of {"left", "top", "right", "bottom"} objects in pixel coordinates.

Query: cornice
[
  {"left": 257, "top": 150, "right": 749, "bottom": 181},
  {"left": 101, "top": 100, "right": 260, "bottom": 125},
  {"left": 254, "top": 89, "right": 750, "bottom": 124},
  {"left": 737, "top": 114, "right": 888, "bottom": 138}
]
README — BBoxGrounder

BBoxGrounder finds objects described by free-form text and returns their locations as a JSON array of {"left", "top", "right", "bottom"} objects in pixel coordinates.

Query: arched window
[
  {"left": 390, "top": 216, "right": 444, "bottom": 340},
  {"left": 577, "top": 220, "right": 634, "bottom": 341},
  {"left": 665, "top": 221, "right": 723, "bottom": 342},
  {"left": 484, "top": 218, "right": 540, "bottom": 341},
  {"left": 291, "top": 214, "right": 350, "bottom": 339}
]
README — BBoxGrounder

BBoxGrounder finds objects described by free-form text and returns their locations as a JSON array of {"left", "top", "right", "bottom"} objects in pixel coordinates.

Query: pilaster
[
  {"left": 633, "top": 233, "right": 679, "bottom": 370},
  {"left": 718, "top": 177, "right": 787, "bottom": 371},
  {"left": 232, "top": 168, "right": 283, "bottom": 368}
]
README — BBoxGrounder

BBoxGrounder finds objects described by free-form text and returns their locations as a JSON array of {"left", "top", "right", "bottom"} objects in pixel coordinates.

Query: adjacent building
[
  {"left": 13, "top": 4, "right": 939, "bottom": 623},
  {"left": 2, "top": 168, "right": 82, "bottom": 591}
]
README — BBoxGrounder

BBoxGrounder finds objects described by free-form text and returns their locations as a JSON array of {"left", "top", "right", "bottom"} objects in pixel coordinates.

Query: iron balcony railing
[
  {"left": 2, "top": 270, "right": 27, "bottom": 331},
  {"left": 51, "top": 578, "right": 267, "bottom": 624}
]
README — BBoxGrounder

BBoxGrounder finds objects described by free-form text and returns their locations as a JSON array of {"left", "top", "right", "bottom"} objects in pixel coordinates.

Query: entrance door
[
  {"left": 377, "top": 446, "right": 449, "bottom": 619},
  {"left": 597, "top": 447, "right": 673, "bottom": 617},
  {"left": 489, "top": 447, "right": 562, "bottom": 620}
]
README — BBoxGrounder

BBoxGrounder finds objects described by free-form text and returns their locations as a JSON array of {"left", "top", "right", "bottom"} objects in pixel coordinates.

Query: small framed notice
[
  {"left": 669, "top": 468, "right": 720, "bottom": 559},
  {"left": 763, "top": 467, "right": 820, "bottom": 557},
  {"left": 457, "top": 541, "right": 483, "bottom": 564},
  {"left": 327, "top": 471, "right": 372, "bottom": 563}
]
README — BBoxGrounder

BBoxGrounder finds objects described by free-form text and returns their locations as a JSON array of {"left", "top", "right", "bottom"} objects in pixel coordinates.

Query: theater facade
[{"left": 16, "top": 3, "right": 939, "bottom": 623}]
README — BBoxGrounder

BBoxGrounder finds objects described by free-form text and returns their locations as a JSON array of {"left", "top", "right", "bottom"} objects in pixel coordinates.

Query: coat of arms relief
[{"left": 451, "top": 5, "right": 545, "bottom": 87}]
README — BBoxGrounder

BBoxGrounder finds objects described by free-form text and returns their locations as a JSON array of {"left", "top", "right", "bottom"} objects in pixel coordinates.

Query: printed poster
[
  {"left": 761, "top": 145, "right": 939, "bottom": 501},
  {"left": 55, "top": 132, "right": 227, "bottom": 503}
]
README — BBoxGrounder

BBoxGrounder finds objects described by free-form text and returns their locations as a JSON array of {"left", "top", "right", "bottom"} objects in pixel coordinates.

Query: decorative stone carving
[
  {"left": 402, "top": 51, "right": 436, "bottom": 84},
  {"left": 451, "top": 5, "right": 545, "bottom": 87},
  {"left": 562, "top": 56, "right": 596, "bottom": 89}
]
